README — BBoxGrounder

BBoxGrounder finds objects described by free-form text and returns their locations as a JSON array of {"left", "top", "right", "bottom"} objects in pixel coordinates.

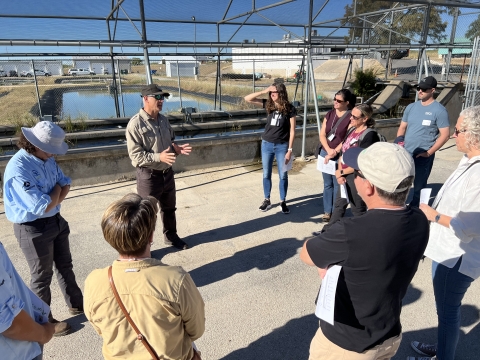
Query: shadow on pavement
[
  {"left": 219, "top": 314, "right": 318, "bottom": 360},
  {"left": 182, "top": 194, "right": 322, "bottom": 248},
  {"left": 190, "top": 237, "right": 303, "bottom": 287}
]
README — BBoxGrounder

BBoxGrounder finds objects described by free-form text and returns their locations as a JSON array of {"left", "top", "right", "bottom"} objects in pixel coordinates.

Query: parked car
[
  {"left": 68, "top": 68, "right": 95, "bottom": 76},
  {"left": 0, "top": 70, "right": 7, "bottom": 77},
  {"left": 380, "top": 49, "right": 409, "bottom": 60},
  {"left": 20, "top": 69, "right": 52, "bottom": 77}
]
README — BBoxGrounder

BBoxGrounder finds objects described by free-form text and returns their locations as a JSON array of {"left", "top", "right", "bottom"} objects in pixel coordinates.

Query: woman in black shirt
[{"left": 245, "top": 83, "right": 297, "bottom": 214}]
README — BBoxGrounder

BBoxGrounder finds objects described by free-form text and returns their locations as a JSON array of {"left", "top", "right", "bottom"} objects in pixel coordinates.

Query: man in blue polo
[
  {"left": 3, "top": 121, "right": 84, "bottom": 337},
  {"left": 396, "top": 76, "right": 450, "bottom": 207}
]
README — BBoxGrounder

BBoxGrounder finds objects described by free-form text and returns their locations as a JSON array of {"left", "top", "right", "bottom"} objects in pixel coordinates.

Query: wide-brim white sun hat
[{"left": 21, "top": 121, "right": 68, "bottom": 155}]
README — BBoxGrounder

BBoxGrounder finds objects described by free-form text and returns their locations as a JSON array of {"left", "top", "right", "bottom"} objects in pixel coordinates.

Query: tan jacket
[
  {"left": 126, "top": 109, "right": 175, "bottom": 170},
  {"left": 84, "top": 259, "right": 205, "bottom": 360}
]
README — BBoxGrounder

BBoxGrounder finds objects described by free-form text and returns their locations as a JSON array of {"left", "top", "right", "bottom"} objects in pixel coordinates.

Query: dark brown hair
[
  {"left": 17, "top": 133, "right": 37, "bottom": 154},
  {"left": 101, "top": 193, "right": 158, "bottom": 257},
  {"left": 355, "top": 103, "right": 375, "bottom": 127},
  {"left": 335, "top": 89, "right": 356, "bottom": 110},
  {"left": 265, "top": 82, "right": 293, "bottom": 116}
]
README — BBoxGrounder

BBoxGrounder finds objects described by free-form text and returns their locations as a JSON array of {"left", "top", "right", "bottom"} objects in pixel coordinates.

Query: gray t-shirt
[{"left": 402, "top": 101, "right": 449, "bottom": 155}]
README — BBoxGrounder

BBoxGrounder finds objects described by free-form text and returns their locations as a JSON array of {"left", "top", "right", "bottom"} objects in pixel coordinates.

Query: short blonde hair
[
  {"left": 101, "top": 193, "right": 158, "bottom": 256},
  {"left": 459, "top": 106, "right": 480, "bottom": 149}
]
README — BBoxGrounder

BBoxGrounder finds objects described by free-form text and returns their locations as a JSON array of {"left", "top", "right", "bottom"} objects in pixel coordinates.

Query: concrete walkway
[{"left": 0, "top": 139, "right": 478, "bottom": 360}]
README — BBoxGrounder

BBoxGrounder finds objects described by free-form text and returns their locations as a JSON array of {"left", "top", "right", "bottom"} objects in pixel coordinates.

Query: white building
[
  {"left": 0, "top": 60, "right": 62, "bottom": 75},
  {"left": 232, "top": 33, "right": 346, "bottom": 77},
  {"left": 163, "top": 56, "right": 209, "bottom": 77},
  {"left": 72, "top": 56, "right": 131, "bottom": 75}
]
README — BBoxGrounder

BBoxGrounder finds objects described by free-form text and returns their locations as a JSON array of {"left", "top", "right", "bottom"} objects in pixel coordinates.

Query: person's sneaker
[
  {"left": 280, "top": 201, "right": 289, "bottom": 214},
  {"left": 406, "top": 357, "right": 436, "bottom": 360},
  {"left": 312, "top": 229, "right": 323, "bottom": 236},
  {"left": 321, "top": 213, "right": 331, "bottom": 222},
  {"left": 164, "top": 235, "right": 188, "bottom": 250},
  {"left": 411, "top": 341, "right": 437, "bottom": 357},
  {"left": 68, "top": 306, "right": 84, "bottom": 316},
  {"left": 50, "top": 319, "right": 71, "bottom": 337},
  {"left": 258, "top": 199, "right": 271, "bottom": 212}
]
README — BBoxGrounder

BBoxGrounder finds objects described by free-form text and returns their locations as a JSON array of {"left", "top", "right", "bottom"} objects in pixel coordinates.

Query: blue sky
[{"left": 0, "top": 0, "right": 478, "bottom": 59}]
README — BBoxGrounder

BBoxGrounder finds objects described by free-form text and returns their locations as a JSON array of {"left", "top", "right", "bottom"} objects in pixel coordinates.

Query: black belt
[
  {"left": 138, "top": 167, "right": 171, "bottom": 174},
  {"left": 21, "top": 213, "right": 60, "bottom": 226}
]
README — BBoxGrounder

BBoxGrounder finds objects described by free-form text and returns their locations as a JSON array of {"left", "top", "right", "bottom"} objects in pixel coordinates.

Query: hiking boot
[
  {"left": 280, "top": 201, "right": 289, "bottom": 214},
  {"left": 321, "top": 213, "right": 331, "bottom": 222},
  {"left": 406, "top": 357, "right": 436, "bottom": 360},
  {"left": 68, "top": 306, "right": 84, "bottom": 316},
  {"left": 411, "top": 341, "right": 437, "bottom": 357},
  {"left": 50, "top": 319, "right": 71, "bottom": 337},
  {"left": 258, "top": 199, "right": 271, "bottom": 212},
  {"left": 164, "top": 234, "right": 188, "bottom": 250}
]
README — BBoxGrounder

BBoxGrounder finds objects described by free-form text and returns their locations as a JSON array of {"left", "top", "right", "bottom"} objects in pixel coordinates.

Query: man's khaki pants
[{"left": 309, "top": 328, "right": 402, "bottom": 360}]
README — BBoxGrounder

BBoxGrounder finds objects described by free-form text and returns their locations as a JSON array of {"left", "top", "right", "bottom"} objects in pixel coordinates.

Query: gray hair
[{"left": 459, "top": 106, "right": 480, "bottom": 149}]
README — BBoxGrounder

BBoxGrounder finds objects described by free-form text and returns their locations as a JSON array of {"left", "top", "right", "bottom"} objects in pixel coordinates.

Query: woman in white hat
[{"left": 3, "top": 121, "right": 84, "bottom": 337}]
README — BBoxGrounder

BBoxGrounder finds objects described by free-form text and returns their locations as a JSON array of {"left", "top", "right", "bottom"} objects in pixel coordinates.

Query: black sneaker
[
  {"left": 280, "top": 201, "right": 289, "bottom": 214},
  {"left": 410, "top": 341, "right": 437, "bottom": 357},
  {"left": 165, "top": 235, "right": 188, "bottom": 250},
  {"left": 259, "top": 199, "right": 271, "bottom": 212},
  {"left": 68, "top": 306, "right": 84, "bottom": 316}
]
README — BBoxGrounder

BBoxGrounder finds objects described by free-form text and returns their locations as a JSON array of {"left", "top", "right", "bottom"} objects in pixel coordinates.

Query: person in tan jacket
[{"left": 84, "top": 193, "right": 205, "bottom": 360}]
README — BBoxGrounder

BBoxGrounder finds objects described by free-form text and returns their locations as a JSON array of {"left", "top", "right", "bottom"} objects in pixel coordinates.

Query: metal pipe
[
  {"left": 301, "top": 0, "right": 314, "bottom": 160},
  {"left": 139, "top": 0, "right": 152, "bottom": 84},
  {"left": 117, "top": 59, "right": 126, "bottom": 117},
  {"left": 176, "top": 60, "right": 183, "bottom": 109},
  {"left": 309, "top": 54, "right": 321, "bottom": 134},
  {"left": 385, "top": 11, "right": 394, "bottom": 81},
  {"left": 31, "top": 60, "right": 43, "bottom": 119},
  {"left": 445, "top": 7, "right": 459, "bottom": 81}
]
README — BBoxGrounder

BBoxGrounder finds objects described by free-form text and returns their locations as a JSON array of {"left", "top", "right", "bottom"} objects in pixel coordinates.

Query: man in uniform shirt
[
  {"left": 3, "top": 121, "right": 84, "bottom": 336},
  {"left": 126, "top": 84, "right": 192, "bottom": 250}
]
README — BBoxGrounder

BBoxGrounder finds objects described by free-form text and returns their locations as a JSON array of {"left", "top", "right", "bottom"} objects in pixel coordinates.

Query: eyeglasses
[
  {"left": 354, "top": 169, "right": 366, "bottom": 179},
  {"left": 416, "top": 87, "right": 432, "bottom": 92},
  {"left": 269, "top": 91, "right": 279, "bottom": 95},
  {"left": 333, "top": 98, "right": 345, "bottom": 103},
  {"left": 147, "top": 94, "right": 166, "bottom": 100},
  {"left": 351, "top": 114, "right": 364, "bottom": 120},
  {"left": 454, "top": 127, "right": 466, "bottom": 136}
]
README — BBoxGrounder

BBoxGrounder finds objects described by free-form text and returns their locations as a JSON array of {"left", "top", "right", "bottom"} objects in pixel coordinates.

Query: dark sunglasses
[
  {"left": 416, "top": 87, "right": 432, "bottom": 92},
  {"left": 333, "top": 97, "right": 345, "bottom": 103},
  {"left": 269, "top": 91, "right": 279, "bottom": 95},
  {"left": 454, "top": 127, "right": 466, "bottom": 136},
  {"left": 147, "top": 94, "right": 166, "bottom": 100},
  {"left": 354, "top": 169, "right": 366, "bottom": 179},
  {"left": 351, "top": 114, "right": 363, "bottom": 120}
]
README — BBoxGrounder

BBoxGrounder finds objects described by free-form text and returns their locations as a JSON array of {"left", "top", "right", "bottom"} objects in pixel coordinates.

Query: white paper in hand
[
  {"left": 317, "top": 156, "right": 336, "bottom": 175},
  {"left": 420, "top": 188, "right": 432, "bottom": 205},
  {"left": 283, "top": 155, "right": 294, "bottom": 173},
  {"left": 315, "top": 265, "right": 342, "bottom": 325},
  {"left": 340, "top": 184, "right": 349, "bottom": 204}
]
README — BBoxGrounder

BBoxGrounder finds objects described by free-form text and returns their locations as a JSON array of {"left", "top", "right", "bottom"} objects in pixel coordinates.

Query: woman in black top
[
  {"left": 329, "top": 104, "right": 380, "bottom": 225},
  {"left": 244, "top": 83, "right": 296, "bottom": 214}
]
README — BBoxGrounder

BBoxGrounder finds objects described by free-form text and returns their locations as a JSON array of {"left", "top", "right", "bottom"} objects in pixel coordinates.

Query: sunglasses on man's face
[
  {"left": 416, "top": 87, "right": 432, "bottom": 92},
  {"left": 354, "top": 169, "right": 366, "bottom": 179},
  {"left": 147, "top": 94, "right": 166, "bottom": 100},
  {"left": 333, "top": 97, "right": 345, "bottom": 103}
]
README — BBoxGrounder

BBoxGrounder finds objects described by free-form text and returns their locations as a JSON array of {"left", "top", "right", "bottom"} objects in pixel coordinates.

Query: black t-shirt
[
  {"left": 306, "top": 207, "right": 429, "bottom": 353},
  {"left": 262, "top": 100, "right": 297, "bottom": 144}
]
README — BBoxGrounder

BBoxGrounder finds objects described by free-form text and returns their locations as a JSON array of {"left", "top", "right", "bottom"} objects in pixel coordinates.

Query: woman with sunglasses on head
[
  {"left": 245, "top": 83, "right": 297, "bottom": 214},
  {"left": 408, "top": 106, "right": 480, "bottom": 360},
  {"left": 318, "top": 89, "right": 355, "bottom": 223},
  {"left": 327, "top": 103, "right": 380, "bottom": 226}
]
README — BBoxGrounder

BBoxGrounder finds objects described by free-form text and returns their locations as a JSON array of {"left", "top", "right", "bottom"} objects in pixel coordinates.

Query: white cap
[{"left": 343, "top": 142, "right": 415, "bottom": 193}]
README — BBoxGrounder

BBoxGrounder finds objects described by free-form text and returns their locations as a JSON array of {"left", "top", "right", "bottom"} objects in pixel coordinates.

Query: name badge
[
  {"left": 328, "top": 134, "right": 335, "bottom": 141},
  {"left": 270, "top": 112, "right": 281, "bottom": 126},
  {"left": 422, "top": 120, "right": 431, "bottom": 126},
  {"left": 349, "top": 138, "right": 358, "bottom": 145}
]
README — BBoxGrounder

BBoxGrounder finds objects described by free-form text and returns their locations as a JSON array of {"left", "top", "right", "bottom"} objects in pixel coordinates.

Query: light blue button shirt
[
  {"left": 0, "top": 242, "right": 43, "bottom": 360},
  {"left": 3, "top": 149, "right": 71, "bottom": 224}
]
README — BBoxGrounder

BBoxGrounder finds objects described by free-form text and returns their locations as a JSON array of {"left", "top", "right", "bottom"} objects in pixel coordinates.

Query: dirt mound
[{"left": 314, "top": 59, "right": 384, "bottom": 80}]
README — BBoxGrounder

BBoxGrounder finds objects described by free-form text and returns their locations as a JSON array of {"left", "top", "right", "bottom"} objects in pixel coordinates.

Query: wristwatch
[{"left": 434, "top": 214, "right": 441, "bottom": 223}]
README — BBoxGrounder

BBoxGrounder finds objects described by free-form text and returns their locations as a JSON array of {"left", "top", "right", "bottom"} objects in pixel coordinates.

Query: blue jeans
[
  {"left": 319, "top": 148, "right": 338, "bottom": 214},
  {"left": 410, "top": 153, "right": 435, "bottom": 207},
  {"left": 261, "top": 140, "right": 288, "bottom": 201},
  {"left": 433, "top": 258, "right": 474, "bottom": 360}
]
